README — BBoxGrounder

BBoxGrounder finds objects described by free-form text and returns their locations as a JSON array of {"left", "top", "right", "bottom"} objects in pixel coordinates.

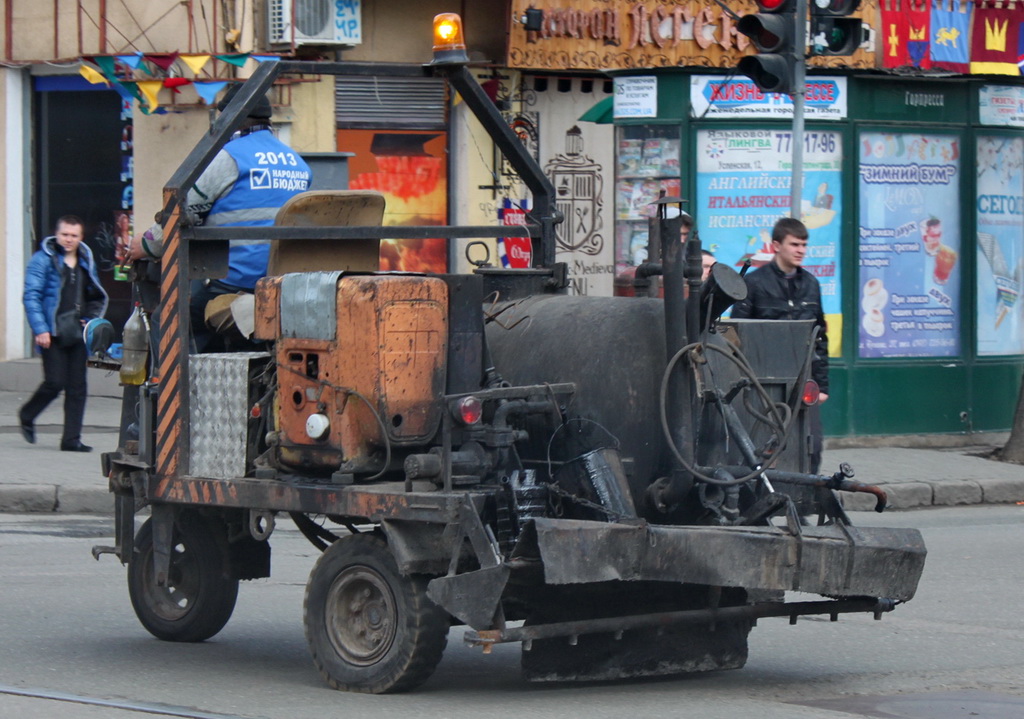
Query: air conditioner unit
[{"left": 267, "top": 0, "right": 363, "bottom": 47}]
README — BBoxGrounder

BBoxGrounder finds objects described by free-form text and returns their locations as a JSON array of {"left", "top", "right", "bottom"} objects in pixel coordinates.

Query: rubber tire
[
  {"left": 304, "top": 533, "right": 448, "bottom": 693},
  {"left": 128, "top": 513, "right": 239, "bottom": 643}
]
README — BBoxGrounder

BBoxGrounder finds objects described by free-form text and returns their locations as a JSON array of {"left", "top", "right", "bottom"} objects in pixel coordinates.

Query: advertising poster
[
  {"left": 979, "top": 85, "right": 1024, "bottom": 128},
  {"left": 858, "top": 133, "right": 961, "bottom": 358},
  {"left": 691, "top": 76, "right": 848, "bottom": 120},
  {"left": 341, "top": 129, "right": 448, "bottom": 273},
  {"left": 695, "top": 128, "right": 843, "bottom": 356},
  {"left": 976, "top": 135, "right": 1024, "bottom": 355}
]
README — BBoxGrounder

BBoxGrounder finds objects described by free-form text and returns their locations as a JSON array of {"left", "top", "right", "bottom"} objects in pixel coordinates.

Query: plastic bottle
[{"left": 119, "top": 303, "right": 149, "bottom": 385}]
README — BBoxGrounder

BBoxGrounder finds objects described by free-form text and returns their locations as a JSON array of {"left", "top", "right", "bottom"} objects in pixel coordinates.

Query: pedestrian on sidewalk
[{"left": 19, "top": 215, "right": 109, "bottom": 452}]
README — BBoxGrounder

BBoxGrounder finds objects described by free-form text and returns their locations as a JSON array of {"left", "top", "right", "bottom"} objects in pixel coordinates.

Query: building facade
[
  {"left": 499, "top": 0, "right": 1024, "bottom": 440},
  {"left": 2, "top": 0, "right": 1023, "bottom": 440}
]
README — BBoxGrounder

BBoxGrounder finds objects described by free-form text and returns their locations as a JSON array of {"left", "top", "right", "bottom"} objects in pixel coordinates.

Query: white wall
[
  {"left": 529, "top": 77, "right": 615, "bottom": 297},
  {"left": 2, "top": 68, "right": 29, "bottom": 360}
]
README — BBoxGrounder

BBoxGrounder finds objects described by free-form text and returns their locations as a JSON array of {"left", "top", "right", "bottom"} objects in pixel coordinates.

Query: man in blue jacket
[
  {"left": 122, "top": 86, "right": 311, "bottom": 351},
  {"left": 20, "top": 216, "right": 109, "bottom": 451}
]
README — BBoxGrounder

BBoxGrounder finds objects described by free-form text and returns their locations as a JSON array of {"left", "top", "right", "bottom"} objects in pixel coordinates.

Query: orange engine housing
[{"left": 255, "top": 273, "right": 448, "bottom": 476}]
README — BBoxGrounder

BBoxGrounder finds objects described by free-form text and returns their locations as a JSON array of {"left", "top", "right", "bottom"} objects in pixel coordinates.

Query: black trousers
[{"left": 20, "top": 340, "right": 88, "bottom": 444}]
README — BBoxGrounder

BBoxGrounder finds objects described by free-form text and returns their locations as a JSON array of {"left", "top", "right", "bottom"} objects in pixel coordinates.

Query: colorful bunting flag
[
  {"left": 115, "top": 52, "right": 143, "bottom": 69},
  {"left": 180, "top": 54, "right": 211, "bottom": 75},
  {"left": 77, "top": 51, "right": 266, "bottom": 112},
  {"left": 970, "top": 1, "right": 1023, "bottom": 75},
  {"left": 147, "top": 52, "right": 179, "bottom": 71},
  {"left": 215, "top": 54, "right": 250, "bottom": 67},
  {"left": 194, "top": 80, "right": 229, "bottom": 105},
  {"left": 137, "top": 80, "right": 164, "bottom": 112},
  {"left": 92, "top": 55, "right": 120, "bottom": 78},
  {"left": 79, "top": 64, "right": 109, "bottom": 86},
  {"left": 111, "top": 82, "right": 140, "bottom": 104},
  {"left": 929, "top": 0, "right": 969, "bottom": 73},
  {"left": 163, "top": 77, "right": 191, "bottom": 93}
]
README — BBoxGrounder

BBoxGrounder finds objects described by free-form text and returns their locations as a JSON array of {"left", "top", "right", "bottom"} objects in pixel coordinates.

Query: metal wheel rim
[
  {"left": 141, "top": 541, "right": 199, "bottom": 621},
  {"left": 325, "top": 565, "right": 397, "bottom": 666}
]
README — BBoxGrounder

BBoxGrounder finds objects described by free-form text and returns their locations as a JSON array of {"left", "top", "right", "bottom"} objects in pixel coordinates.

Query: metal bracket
[
  {"left": 427, "top": 497, "right": 509, "bottom": 630},
  {"left": 150, "top": 504, "right": 175, "bottom": 586}
]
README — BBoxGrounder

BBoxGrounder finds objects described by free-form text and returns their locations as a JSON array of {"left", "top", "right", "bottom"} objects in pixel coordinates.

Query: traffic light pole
[{"left": 790, "top": 0, "right": 807, "bottom": 220}]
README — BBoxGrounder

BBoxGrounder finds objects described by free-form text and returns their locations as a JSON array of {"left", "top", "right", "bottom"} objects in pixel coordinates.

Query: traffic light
[
  {"left": 810, "top": 0, "right": 863, "bottom": 56},
  {"left": 737, "top": 0, "right": 798, "bottom": 95}
]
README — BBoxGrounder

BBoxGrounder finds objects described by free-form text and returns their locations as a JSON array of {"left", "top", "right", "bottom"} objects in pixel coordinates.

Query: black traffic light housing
[
  {"left": 737, "top": 0, "right": 798, "bottom": 95},
  {"left": 810, "top": 0, "right": 864, "bottom": 56}
]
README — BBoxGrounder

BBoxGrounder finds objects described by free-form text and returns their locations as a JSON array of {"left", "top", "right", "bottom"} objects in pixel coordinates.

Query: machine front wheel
[
  {"left": 304, "top": 533, "right": 448, "bottom": 693},
  {"left": 128, "top": 513, "right": 239, "bottom": 642}
]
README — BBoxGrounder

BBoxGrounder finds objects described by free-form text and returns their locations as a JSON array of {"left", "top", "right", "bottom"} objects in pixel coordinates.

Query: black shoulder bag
[{"left": 54, "top": 264, "right": 84, "bottom": 348}]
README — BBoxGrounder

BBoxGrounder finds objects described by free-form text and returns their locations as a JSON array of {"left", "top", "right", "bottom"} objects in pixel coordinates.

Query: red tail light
[
  {"left": 802, "top": 380, "right": 820, "bottom": 406},
  {"left": 454, "top": 396, "right": 483, "bottom": 425}
]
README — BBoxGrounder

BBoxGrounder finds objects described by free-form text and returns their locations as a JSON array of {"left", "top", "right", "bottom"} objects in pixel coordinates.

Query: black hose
[
  {"left": 289, "top": 512, "right": 341, "bottom": 552},
  {"left": 659, "top": 338, "right": 805, "bottom": 486}
]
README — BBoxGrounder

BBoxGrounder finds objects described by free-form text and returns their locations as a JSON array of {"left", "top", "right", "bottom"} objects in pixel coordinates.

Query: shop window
[
  {"left": 694, "top": 127, "right": 844, "bottom": 358},
  {"left": 857, "top": 131, "right": 961, "bottom": 359},
  {"left": 976, "top": 135, "right": 1024, "bottom": 356},
  {"left": 613, "top": 126, "right": 681, "bottom": 284}
]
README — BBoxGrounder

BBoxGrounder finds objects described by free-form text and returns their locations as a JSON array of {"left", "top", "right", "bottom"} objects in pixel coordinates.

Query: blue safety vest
[{"left": 209, "top": 130, "right": 312, "bottom": 289}]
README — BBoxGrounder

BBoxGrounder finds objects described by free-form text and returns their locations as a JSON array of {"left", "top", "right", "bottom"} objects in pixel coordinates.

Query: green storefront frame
[{"left": 608, "top": 71, "right": 1024, "bottom": 439}]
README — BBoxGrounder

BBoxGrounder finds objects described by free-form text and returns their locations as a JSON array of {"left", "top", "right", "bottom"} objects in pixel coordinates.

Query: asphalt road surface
[{"left": 0, "top": 505, "right": 1021, "bottom": 719}]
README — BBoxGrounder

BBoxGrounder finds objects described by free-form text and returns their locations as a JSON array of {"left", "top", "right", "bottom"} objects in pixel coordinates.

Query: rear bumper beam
[
  {"left": 518, "top": 518, "right": 926, "bottom": 601},
  {"left": 465, "top": 596, "right": 897, "bottom": 649}
]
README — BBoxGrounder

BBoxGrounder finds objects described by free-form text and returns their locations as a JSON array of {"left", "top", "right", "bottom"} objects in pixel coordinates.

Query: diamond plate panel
[{"left": 189, "top": 352, "right": 269, "bottom": 479}]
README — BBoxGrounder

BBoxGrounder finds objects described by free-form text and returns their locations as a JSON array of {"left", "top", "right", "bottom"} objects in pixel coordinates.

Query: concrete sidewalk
[{"left": 0, "top": 360, "right": 1022, "bottom": 514}]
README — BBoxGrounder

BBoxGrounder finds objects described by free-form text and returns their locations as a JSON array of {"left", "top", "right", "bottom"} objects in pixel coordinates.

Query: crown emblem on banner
[{"left": 985, "top": 18, "right": 1008, "bottom": 51}]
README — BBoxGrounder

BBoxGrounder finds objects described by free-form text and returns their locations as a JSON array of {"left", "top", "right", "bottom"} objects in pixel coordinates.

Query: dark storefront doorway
[{"left": 33, "top": 76, "right": 132, "bottom": 336}]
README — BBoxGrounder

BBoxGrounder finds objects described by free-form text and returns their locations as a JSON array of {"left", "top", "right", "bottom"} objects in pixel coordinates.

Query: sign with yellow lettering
[{"left": 507, "top": 0, "right": 876, "bottom": 71}]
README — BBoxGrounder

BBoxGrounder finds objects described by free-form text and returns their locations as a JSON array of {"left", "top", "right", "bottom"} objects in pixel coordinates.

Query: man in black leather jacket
[{"left": 731, "top": 217, "right": 828, "bottom": 473}]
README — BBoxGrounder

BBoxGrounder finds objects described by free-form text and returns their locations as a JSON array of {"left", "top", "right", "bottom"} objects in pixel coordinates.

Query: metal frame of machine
[{"left": 94, "top": 17, "right": 926, "bottom": 694}]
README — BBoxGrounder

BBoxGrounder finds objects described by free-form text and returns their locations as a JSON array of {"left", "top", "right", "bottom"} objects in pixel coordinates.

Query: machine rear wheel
[
  {"left": 128, "top": 513, "right": 239, "bottom": 642},
  {"left": 304, "top": 533, "right": 448, "bottom": 693}
]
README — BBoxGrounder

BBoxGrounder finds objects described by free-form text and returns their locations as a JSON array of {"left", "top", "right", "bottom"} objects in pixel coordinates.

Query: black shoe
[
  {"left": 19, "top": 420, "right": 35, "bottom": 444},
  {"left": 60, "top": 440, "right": 93, "bottom": 453}
]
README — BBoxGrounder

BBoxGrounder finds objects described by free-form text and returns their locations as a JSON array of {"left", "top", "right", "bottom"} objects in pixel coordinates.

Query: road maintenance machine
[{"left": 93, "top": 14, "right": 926, "bottom": 694}]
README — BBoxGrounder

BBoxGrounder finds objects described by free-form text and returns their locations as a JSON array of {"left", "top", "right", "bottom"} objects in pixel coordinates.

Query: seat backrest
[{"left": 267, "top": 190, "right": 384, "bottom": 276}]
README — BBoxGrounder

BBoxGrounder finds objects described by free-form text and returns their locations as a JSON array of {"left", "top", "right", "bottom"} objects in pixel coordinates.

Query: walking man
[{"left": 20, "top": 216, "right": 109, "bottom": 451}]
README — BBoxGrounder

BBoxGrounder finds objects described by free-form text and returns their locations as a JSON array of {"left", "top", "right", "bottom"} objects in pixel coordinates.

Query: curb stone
[
  {"left": 931, "top": 479, "right": 984, "bottom": 506},
  {"left": 57, "top": 487, "right": 115, "bottom": 514},
  {"left": 0, "top": 485, "right": 58, "bottom": 512},
  {"left": 978, "top": 477, "right": 1024, "bottom": 504}
]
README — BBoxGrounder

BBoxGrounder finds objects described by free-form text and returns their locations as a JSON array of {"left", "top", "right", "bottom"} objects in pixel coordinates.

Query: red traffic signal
[
  {"left": 737, "top": 2, "right": 798, "bottom": 94},
  {"left": 810, "top": 0, "right": 860, "bottom": 16},
  {"left": 754, "top": 0, "right": 797, "bottom": 11},
  {"left": 737, "top": 13, "right": 793, "bottom": 53}
]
